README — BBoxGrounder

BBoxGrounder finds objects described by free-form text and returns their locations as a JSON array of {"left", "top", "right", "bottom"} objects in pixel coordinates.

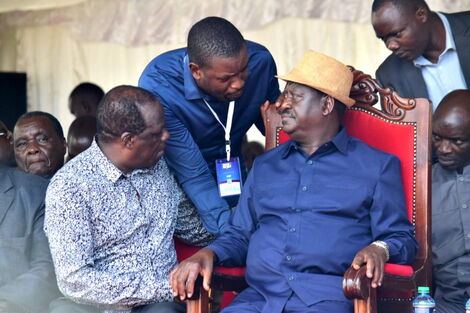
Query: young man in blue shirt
[{"left": 139, "top": 17, "right": 280, "bottom": 235}]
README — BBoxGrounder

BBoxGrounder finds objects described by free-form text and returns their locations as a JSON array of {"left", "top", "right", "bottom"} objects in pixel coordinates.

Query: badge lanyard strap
[{"left": 203, "top": 99, "right": 234, "bottom": 161}]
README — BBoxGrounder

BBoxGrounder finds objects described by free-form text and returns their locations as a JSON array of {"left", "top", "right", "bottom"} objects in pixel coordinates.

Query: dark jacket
[
  {"left": 0, "top": 167, "right": 59, "bottom": 313},
  {"left": 376, "top": 11, "right": 470, "bottom": 99}
]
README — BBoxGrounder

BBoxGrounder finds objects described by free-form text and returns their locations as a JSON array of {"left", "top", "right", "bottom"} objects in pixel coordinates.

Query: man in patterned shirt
[{"left": 45, "top": 85, "right": 213, "bottom": 313}]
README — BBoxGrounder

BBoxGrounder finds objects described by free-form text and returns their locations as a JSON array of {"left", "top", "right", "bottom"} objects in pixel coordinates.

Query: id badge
[{"left": 215, "top": 157, "right": 242, "bottom": 197}]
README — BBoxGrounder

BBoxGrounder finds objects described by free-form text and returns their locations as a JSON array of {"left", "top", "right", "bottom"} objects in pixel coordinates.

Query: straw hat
[{"left": 277, "top": 50, "right": 355, "bottom": 107}]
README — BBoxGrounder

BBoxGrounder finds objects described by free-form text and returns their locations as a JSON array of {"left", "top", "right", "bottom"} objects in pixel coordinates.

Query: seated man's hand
[
  {"left": 351, "top": 243, "right": 388, "bottom": 288},
  {"left": 170, "top": 248, "right": 215, "bottom": 300}
]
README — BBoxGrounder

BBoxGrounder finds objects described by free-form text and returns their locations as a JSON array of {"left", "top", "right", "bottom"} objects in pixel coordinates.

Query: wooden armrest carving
[{"left": 343, "top": 265, "right": 372, "bottom": 300}]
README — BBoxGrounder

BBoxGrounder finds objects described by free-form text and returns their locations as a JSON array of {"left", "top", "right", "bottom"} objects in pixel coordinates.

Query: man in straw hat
[{"left": 169, "top": 51, "right": 418, "bottom": 313}]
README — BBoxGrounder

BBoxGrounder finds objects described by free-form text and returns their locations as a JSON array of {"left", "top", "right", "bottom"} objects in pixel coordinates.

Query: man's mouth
[
  {"left": 437, "top": 157, "right": 455, "bottom": 166},
  {"left": 227, "top": 89, "right": 243, "bottom": 100}
]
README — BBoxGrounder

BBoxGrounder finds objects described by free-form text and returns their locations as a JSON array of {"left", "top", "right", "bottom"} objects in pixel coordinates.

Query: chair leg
[
  {"left": 353, "top": 287, "right": 377, "bottom": 313},
  {"left": 186, "top": 288, "right": 210, "bottom": 313}
]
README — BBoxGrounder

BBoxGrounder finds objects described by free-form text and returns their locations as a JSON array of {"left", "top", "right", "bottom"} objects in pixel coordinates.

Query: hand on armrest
[{"left": 170, "top": 248, "right": 216, "bottom": 300}]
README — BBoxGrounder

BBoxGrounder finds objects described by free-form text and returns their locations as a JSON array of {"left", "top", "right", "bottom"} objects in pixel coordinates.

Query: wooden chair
[{"left": 180, "top": 67, "right": 432, "bottom": 313}]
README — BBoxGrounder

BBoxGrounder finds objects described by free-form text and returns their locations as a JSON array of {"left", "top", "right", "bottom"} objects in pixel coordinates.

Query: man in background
[
  {"left": 66, "top": 115, "right": 97, "bottom": 161},
  {"left": 69, "top": 82, "right": 105, "bottom": 118},
  {"left": 372, "top": 0, "right": 470, "bottom": 110},
  {"left": 13, "top": 111, "right": 66, "bottom": 179},
  {"left": 432, "top": 89, "right": 470, "bottom": 313},
  {"left": 139, "top": 16, "right": 280, "bottom": 235},
  {"left": 0, "top": 166, "right": 59, "bottom": 313}
]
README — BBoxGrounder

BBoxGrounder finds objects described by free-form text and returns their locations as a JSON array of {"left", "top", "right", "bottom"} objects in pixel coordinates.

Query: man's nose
[
  {"left": 230, "top": 76, "right": 245, "bottom": 91},
  {"left": 26, "top": 141, "right": 40, "bottom": 154},
  {"left": 277, "top": 95, "right": 291, "bottom": 113},
  {"left": 386, "top": 39, "right": 399, "bottom": 51},
  {"left": 437, "top": 140, "right": 452, "bottom": 154}
]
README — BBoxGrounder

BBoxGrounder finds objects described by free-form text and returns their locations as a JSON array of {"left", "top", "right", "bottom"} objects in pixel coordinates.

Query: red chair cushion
[
  {"left": 384, "top": 263, "right": 413, "bottom": 277},
  {"left": 174, "top": 237, "right": 203, "bottom": 263}
]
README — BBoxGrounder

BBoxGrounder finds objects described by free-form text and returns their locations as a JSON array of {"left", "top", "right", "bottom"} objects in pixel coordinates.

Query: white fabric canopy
[{"left": 0, "top": 0, "right": 468, "bottom": 141}]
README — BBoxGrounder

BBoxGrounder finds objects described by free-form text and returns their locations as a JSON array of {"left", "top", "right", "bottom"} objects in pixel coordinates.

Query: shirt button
[
  {"left": 463, "top": 204, "right": 468, "bottom": 209},
  {"left": 286, "top": 255, "right": 292, "bottom": 261},
  {"left": 467, "top": 233, "right": 470, "bottom": 239},
  {"left": 302, "top": 186, "right": 308, "bottom": 191},
  {"left": 296, "top": 209, "right": 301, "bottom": 213},
  {"left": 288, "top": 275, "right": 294, "bottom": 281},
  {"left": 458, "top": 176, "right": 464, "bottom": 182},
  {"left": 290, "top": 227, "right": 296, "bottom": 232},
  {"left": 307, "top": 160, "right": 313, "bottom": 165}
]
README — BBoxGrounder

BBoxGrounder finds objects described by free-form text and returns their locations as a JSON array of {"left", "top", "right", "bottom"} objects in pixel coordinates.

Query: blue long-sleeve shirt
[
  {"left": 209, "top": 128, "right": 418, "bottom": 312},
  {"left": 138, "top": 41, "right": 280, "bottom": 235}
]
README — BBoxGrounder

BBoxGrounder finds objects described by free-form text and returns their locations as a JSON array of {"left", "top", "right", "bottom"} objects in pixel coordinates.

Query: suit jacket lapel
[
  {"left": 403, "top": 61, "right": 428, "bottom": 99},
  {"left": 0, "top": 170, "right": 14, "bottom": 225}
]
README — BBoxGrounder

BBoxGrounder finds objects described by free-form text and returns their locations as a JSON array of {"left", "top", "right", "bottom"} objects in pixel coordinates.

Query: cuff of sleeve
[{"left": 207, "top": 244, "right": 228, "bottom": 266}]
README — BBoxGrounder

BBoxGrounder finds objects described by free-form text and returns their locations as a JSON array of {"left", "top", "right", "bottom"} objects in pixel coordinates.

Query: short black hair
[
  {"left": 372, "top": 0, "right": 429, "bottom": 14},
  {"left": 187, "top": 16, "right": 246, "bottom": 68},
  {"left": 69, "top": 82, "right": 105, "bottom": 104},
  {"left": 96, "top": 85, "right": 157, "bottom": 143},
  {"left": 16, "top": 111, "right": 64, "bottom": 138}
]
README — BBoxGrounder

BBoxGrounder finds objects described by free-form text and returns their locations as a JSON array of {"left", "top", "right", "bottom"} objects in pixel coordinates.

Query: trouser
[
  {"left": 49, "top": 297, "right": 185, "bottom": 313},
  {"left": 435, "top": 297, "right": 465, "bottom": 313},
  {"left": 220, "top": 287, "right": 353, "bottom": 313}
]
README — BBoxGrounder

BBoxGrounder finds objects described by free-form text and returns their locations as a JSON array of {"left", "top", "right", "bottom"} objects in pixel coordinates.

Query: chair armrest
[
  {"left": 343, "top": 265, "right": 372, "bottom": 300},
  {"left": 343, "top": 265, "right": 378, "bottom": 313}
]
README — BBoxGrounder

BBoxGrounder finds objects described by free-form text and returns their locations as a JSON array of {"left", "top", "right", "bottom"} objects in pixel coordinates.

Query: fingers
[
  {"left": 366, "top": 253, "right": 384, "bottom": 288},
  {"left": 202, "top": 267, "right": 213, "bottom": 291},
  {"left": 351, "top": 253, "right": 365, "bottom": 270},
  {"left": 261, "top": 100, "right": 270, "bottom": 111}
]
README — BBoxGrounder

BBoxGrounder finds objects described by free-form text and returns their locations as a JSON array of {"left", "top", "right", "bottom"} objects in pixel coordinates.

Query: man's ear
[
  {"left": 415, "top": 6, "right": 428, "bottom": 23},
  {"left": 189, "top": 62, "right": 202, "bottom": 80},
  {"left": 61, "top": 138, "right": 67, "bottom": 155},
  {"left": 120, "top": 132, "right": 135, "bottom": 149},
  {"left": 321, "top": 95, "right": 335, "bottom": 116}
]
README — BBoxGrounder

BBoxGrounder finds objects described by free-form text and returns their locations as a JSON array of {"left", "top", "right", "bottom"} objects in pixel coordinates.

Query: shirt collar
[
  {"left": 90, "top": 140, "right": 155, "bottom": 183},
  {"left": 183, "top": 54, "right": 211, "bottom": 101},
  {"left": 281, "top": 127, "right": 349, "bottom": 158},
  {"left": 413, "top": 12, "right": 456, "bottom": 67},
  {"left": 89, "top": 139, "right": 123, "bottom": 183}
]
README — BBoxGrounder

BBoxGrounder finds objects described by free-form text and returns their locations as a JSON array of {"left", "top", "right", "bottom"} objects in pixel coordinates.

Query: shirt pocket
[
  {"left": 253, "top": 180, "right": 298, "bottom": 213},
  {"left": 0, "top": 236, "right": 29, "bottom": 285},
  {"left": 306, "top": 184, "right": 371, "bottom": 220}
]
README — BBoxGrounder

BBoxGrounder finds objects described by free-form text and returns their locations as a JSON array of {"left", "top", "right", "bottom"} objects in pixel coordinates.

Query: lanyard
[{"left": 203, "top": 99, "right": 235, "bottom": 161}]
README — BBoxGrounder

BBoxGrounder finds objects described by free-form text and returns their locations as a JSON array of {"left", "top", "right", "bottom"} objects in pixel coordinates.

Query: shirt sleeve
[
  {"left": 208, "top": 167, "right": 258, "bottom": 267},
  {"left": 44, "top": 180, "right": 159, "bottom": 310},
  {"left": 0, "top": 203, "right": 59, "bottom": 313},
  {"left": 163, "top": 161, "right": 214, "bottom": 246},
  {"left": 370, "top": 155, "right": 419, "bottom": 264},
  {"left": 161, "top": 101, "right": 231, "bottom": 235}
]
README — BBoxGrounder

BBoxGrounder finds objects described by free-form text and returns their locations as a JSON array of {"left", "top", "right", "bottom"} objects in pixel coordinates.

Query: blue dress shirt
[
  {"left": 209, "top": 128, "right": 418, "bottom": 312},
  {"left": 139, "top": 41, "right": 280, "bottom": 235}
]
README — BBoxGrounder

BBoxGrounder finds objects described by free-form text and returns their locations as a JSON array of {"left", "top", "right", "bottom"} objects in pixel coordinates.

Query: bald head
[
  {"left": 67, "top": 116, "right": 97, "bottom": 161},
  {"left": 433, "top": 90, "right": 470, "bottom": 173}
]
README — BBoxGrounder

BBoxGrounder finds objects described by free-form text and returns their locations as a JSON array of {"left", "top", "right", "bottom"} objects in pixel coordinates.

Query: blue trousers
[{"left": 221, "top": 287, "right": 353, "bottom": 313}]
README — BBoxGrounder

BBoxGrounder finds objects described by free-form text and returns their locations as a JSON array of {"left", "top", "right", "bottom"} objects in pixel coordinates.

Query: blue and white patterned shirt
[{"left": 44, "top": 140, "right": 213, "bottom": 313}]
